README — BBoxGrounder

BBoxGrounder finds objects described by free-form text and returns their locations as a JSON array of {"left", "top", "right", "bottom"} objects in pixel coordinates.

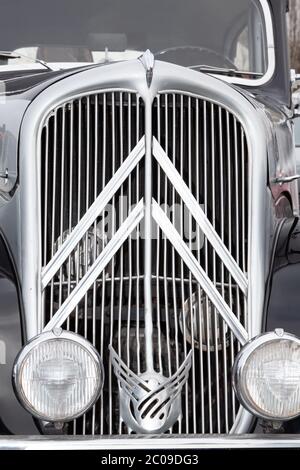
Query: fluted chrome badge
[{"left": 110, "top": 347, "right": 192, "bottom": 434}]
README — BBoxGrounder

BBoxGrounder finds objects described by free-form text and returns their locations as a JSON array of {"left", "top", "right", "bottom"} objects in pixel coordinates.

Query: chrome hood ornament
[{"left": 139, "top": 49, "right": 155, "bottom": 87}]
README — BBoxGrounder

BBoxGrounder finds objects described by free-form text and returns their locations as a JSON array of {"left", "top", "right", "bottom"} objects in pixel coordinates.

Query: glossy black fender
[
  {"left": 262, "top": 216, "right": 300, "bottom": 433},
  {"left": 265, "top": 217, "right": 300, "bottom": 336},
  {"left": 0, "top": 231, "right": 37, "bottom": 434}
]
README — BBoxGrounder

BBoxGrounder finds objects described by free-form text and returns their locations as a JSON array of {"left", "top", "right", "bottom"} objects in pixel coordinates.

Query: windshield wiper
[
  {"left": 189, "top": 64, "right": 263, "bottom": 78},
  {"left": 0, "top": 51, "right": 53, "bottom": 71}
]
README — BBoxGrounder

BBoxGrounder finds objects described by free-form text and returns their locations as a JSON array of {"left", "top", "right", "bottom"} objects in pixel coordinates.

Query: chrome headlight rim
[
  {"left": 233, "top": 329, "right": 300, "bottom": 421},
  {"left": 13, "top": 329, "right": 104, "bottom": 422}
]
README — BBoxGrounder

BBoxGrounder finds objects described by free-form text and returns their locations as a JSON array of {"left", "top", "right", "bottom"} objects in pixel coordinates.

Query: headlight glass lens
[
  {"left": 14, "top": 332, "right": 103, "bottom": 421},
  {"left": 234, "top": 333, "right": 300, "bottom": 420}
]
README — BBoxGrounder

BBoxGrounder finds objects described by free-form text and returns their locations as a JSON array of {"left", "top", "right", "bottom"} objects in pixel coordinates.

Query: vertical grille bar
[
  {"left": 41, "top": 120, "right": 49, "bottom": 328},
  {"left": 211, "top": 102, "right": 221, "bottom": 434},
  {"left": 99, "top": 92, "right": 107, "bottom": 435},
  {"left": 91, "top": 94, "right": 98, "bottom": 435},
  {"left": 163, "top": 94, "right": 172, "bottom": 381},
  {"left": 67, "top": 102, "right": 74, "bottom": 333},
  {"left": 233, "top": 118, "right": 241, "bottom": 338},
  {"left": 226, "top": 110, "right": 236, "bottom": 423},
  {"left": 203, "top": 100, "right": 213, "bottom": 433},
  {"left": 155, "top": 95, "right": 163, "bottom": 376},
  {"left": 171, "top": 92, "right": 181, "bottom": 432},
  {"left": 75, "top": 99, "right": 82, "bottom": 337},
  {"left": 49, "top": 110, "right": 57, "bottom": 321},
  {"left": 108, "top": 92, "right": 115, "bottom": 435},
  {"left": 219, "top": 106, "right": 229, "bottom": 433},
  {"left": 180, "top": 94, "right": 189, "bottom": 433},
  {"left": 58, "top": 105, "right": 65, "bottom": 316},
  {"left": 241, "top": 128, "right": 248, "bottom": 335},
  {"left": 187, "top": 96, "right": 196, "bottom": 433},
  {"left": 136, "top": 95, "right": 141, "bottom": 378},
  {"left": 126, "top": 92, "right": 131, "bottom": 369},
  {"left": 195, "top": 98, "right": 205, "bottom": 434}
]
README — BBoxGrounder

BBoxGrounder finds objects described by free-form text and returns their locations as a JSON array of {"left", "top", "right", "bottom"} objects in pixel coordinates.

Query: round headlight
[
  {"left": 13, "top": 329, "right": 104, "bottom": 422},
  {"left": 233, "top": 329, "right": 300, "bottom": 420}
]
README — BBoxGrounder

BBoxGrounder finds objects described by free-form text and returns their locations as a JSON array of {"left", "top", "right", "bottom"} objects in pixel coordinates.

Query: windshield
[{"left": 0, "top": 0, "right": 269, "bottom": 78}]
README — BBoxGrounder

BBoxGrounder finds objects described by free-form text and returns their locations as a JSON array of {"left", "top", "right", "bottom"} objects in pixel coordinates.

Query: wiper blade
[
  {"left": 189, "top": 64, "right": 263, "bottom": 78},
  {"left": 0, "top": 51, "right": 53, "bottom": 71}
]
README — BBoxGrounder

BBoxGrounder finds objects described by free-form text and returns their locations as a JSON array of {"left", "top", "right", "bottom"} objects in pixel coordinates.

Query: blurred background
[{"left": 289, "top": 0, "right": 300, "bottom": 70}]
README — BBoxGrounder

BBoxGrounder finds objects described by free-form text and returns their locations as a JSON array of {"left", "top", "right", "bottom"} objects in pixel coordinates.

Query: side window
[
  {"left": 234, "top": 26, "right": 250, "bottom": 71},
  {"left": 229, "top": 3, "right": 267, "bottom": 74}
]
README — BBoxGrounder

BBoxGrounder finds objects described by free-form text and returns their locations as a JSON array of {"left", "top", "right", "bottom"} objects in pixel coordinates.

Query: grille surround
[{"left": 19, "top": 59, "right": 270, "bottom": 438}]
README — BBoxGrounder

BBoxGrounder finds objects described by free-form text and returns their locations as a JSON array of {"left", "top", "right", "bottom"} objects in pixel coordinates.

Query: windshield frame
[{"left": 215, "top": 0, "right": 275, "bottom": 87}]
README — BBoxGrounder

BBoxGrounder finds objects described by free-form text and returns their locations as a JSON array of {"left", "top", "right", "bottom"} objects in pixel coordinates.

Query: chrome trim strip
[
  {"left": 42, "top": 137, "right": 145, "bottom": 289},
  {"left": 152, "top": 200, "right": 248, "bottom": 345},
  {"left": 1, "top": 435, "right": 300, "bottom": 450},
  {"left": 43, "top": 200, "right": 145, "bottom": 331},
  {"left": 152, "top": 138, "right": 248, "bottom": 295}
]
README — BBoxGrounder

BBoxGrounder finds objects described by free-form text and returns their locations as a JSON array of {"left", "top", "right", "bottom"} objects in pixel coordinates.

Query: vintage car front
[{"left": 0, "top": 0, "right": 300, "bottom": 449}]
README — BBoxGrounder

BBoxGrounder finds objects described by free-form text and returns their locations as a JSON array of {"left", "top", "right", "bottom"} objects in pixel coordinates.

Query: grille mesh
[{"left": 40, "top": 90, "right": 248, "bottom": 435}]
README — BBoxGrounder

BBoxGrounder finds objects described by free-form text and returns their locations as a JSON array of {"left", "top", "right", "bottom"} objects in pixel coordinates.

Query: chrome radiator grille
[{"left": 40, "top": 90, "right": 249, "bottom": 435}]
